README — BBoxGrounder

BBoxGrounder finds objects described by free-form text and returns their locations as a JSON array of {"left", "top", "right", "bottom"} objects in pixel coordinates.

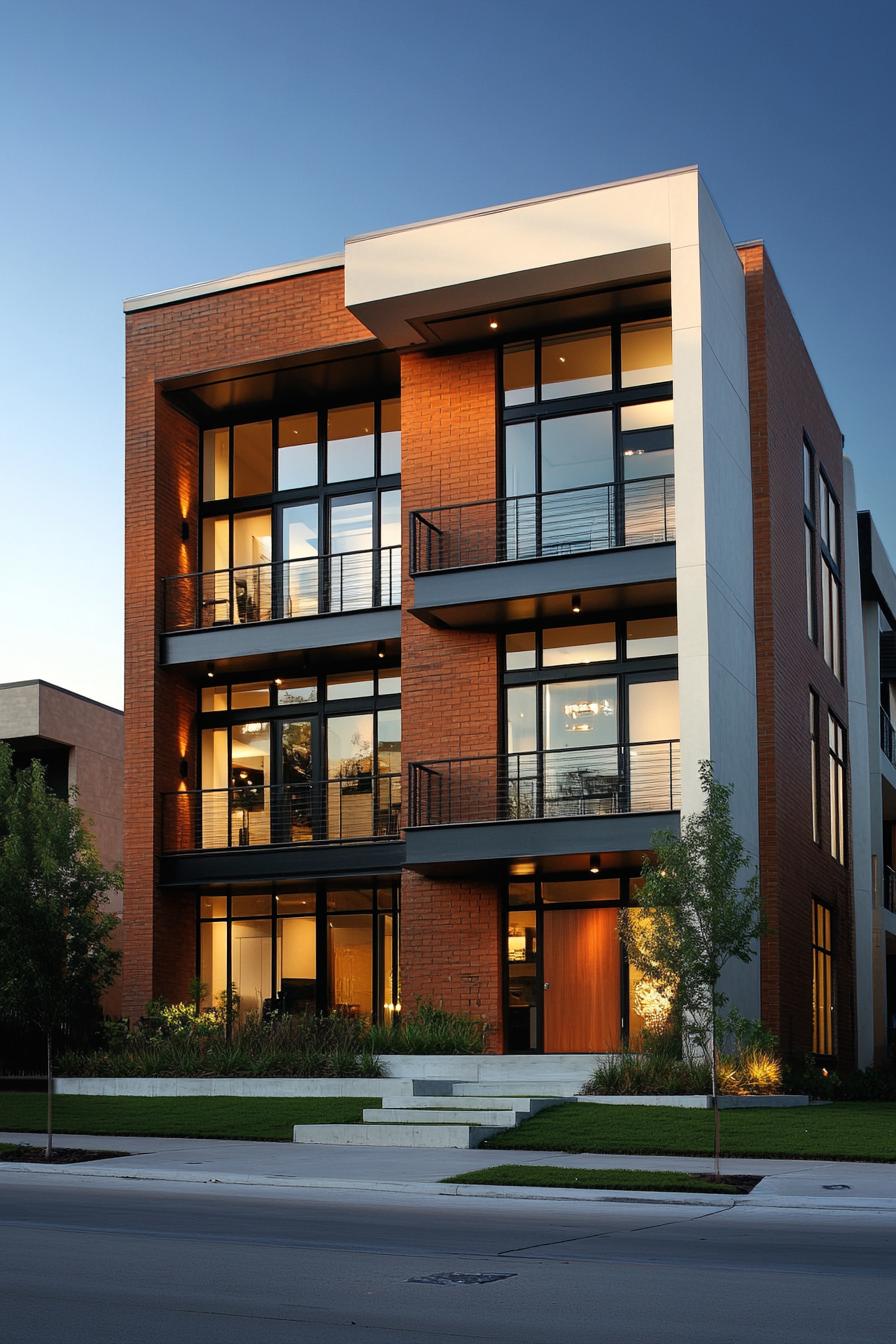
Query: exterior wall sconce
[
  {"left": 179, "top": 756, "right": 189, "bottom": 780},
  {"left": 181, "top": 518, "right": 190, "bottom": 543}
]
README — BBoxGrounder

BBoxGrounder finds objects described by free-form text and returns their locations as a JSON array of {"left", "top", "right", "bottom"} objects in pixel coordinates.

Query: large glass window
[
  {"left": 198, "top": 670, "right": 400, "bottom": 849},
  {"left": 327, "top": 404, "right": 375, "bottom": 483},
  {"left": 809, "top": 691, "right": 820, "bottom": 845},
  {"left": 811, "top": 899, "right": 834, "bottom": 1056},
  {"left": 828, "top": 713, "right": 846, "bottom": 864},
  {"left": 233, "top": 421, "right": 272, "bottom": 498},
  {"left": 197, "top": 398, "right": 400, "bottom": 626},
  {"left": 198, "top": 883, "right": 398, "bottom": 1026},
  {"left": 501, "top": 318, "right": 673, "bottom": 561}
]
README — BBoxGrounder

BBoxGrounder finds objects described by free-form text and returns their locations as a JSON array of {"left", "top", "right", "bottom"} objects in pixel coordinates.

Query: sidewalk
[{"left": 3, "top": 1130, "right": 896, "bottom": 1211}]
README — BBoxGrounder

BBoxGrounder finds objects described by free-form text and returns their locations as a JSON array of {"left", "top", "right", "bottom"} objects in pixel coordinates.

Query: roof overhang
[{"left": 344, "top": 167, "right": 697, "bottom": 349}]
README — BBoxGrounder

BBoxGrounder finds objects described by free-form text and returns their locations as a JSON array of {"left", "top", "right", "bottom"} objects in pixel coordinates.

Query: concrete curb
[{"left": 3, "top": 1161, "right": 896, "bottom": 1213}]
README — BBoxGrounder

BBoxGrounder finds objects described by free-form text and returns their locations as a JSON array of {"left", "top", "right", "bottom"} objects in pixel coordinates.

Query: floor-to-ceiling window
[
  {"left": 502, "top": 615, "right": 680, "bottom": 818},
  {"left": 197, "top": 882, "right": 399, "bottom": 1026},
  {"left": 196, "top": 668, "right": 400, "bottom": 848},
  {"left": 501, "top": 318, "right": 673, "bottom": 559},
  {"left": 197, "top": 398, "right": 400, "bottom": 626}
]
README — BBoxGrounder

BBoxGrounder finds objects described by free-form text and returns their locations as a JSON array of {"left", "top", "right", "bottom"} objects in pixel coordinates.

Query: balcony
[
  {"left": 409, "top": 477, "right": 675, "bottom": 628},
  {"left": 881, "top": 707, "right": 896, "bottom": 773},
  {"left": 406, "top": 739, "right": 680, "bottom": 870},
  {"left": 159, "top": 774, "right": 404, "bottom": 885},
  {"left": 160, "top": 546, "right": 401, "bottom": 667}
]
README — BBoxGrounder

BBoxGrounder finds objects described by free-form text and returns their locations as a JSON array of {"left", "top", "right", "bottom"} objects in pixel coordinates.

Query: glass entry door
[{"left": 542, "top": 906, "right": 621, "bottom": 1052}]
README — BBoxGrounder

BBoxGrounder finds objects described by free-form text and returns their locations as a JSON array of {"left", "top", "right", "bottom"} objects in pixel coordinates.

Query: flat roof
[
  {"left": 123, "top": 166, "right": 702, "bottom": 316},
  {"left": 124, "top": 252, "right": 344, "bottom": 314},
  {"left": 0, "top": 679, "right": 123, "bottom": 716}
]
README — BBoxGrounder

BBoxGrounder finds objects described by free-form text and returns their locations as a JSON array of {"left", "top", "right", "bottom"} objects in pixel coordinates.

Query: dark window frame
[
  {"left": 811, "top": 896, "right": 835, "bottom": 1058},
  {"left": 196, "top": 880, "right": 400, "bottom": 1028},
  {"left": 827, "top": 710, "right": 847, "bottom": 865},
  {"left": 504, "top": 870, "right": 641, "bottom": 1053}
]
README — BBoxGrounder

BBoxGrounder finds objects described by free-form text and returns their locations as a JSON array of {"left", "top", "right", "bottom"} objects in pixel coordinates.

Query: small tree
[
  {"left": 619, "top": 760, "right": 762, "bottom": 1179},
  {"left": 0, "top": 745, "right": 121, "bottom": 1158}
]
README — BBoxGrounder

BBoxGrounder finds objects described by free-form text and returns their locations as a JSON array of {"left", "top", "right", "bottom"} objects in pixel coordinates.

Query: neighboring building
[
  {"left": 0, "top": 679, "right": 124, "bottom": 1016},
  {"left": 122, "top": 166, "right": 891, "bottom": 1064}
]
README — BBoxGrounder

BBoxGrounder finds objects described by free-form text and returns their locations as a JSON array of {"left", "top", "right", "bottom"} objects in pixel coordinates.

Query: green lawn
[
  {"left": 447, "top": 1165, "right": 749, "bottom": 1196},
  {"left": 0, "top": 1093, "right": 379, "bottom": 1141},
  {"left": 482, "top": 1102, "right": 896, "bottom": 1163}
]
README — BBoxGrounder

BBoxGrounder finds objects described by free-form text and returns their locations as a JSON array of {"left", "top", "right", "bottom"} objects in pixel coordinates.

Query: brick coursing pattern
[
  {"left": 739, "top": 244, "right": 855, "bottom": 1066},
  {"left": 399, "top": 349, "right": 504, "bottom": 1049},
  {"left": 122, "top": 270, "right": 368, "bottom": 1021}
]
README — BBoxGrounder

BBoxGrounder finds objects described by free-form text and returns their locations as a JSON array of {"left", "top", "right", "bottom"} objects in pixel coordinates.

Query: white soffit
[{"left": 344, "top": 168, "right": 699, "bottom": 347}]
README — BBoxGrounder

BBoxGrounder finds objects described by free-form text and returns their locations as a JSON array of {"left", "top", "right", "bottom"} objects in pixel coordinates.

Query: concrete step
[
  {"left": 292, "top": 1122, "right": 500, "bottom": 1148},
  {"left": 364, "top": 1106, "right": 522, "bottom": 1126},
  {"left": 451, "top": 1080, "right": 582, "bottom": 1098},
  {"left": 380, "top": 1094, "right": 563, "bottom": 1114}
]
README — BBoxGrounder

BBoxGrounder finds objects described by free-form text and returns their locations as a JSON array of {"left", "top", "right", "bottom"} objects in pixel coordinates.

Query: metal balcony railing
[
  {"left": 885, "top": 866, "right": 896, "bottom": 914},
  {"left": 163, "top": 545, "right": 401, "bottom": 633},
  {"left": 162, "top": 774, "right": 402, "bottom": 853},
  {"left": 408, "top": 740, "right": 680, "bottom": 828},
  {"left": 881, "top": 706, "right": 896, "bottom": 770},
  {"left": 409, "top": 476, "right": 675, "bottom": 575}
]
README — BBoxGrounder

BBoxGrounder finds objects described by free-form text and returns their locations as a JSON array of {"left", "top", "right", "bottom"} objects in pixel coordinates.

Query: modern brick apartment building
[{"left": 122, "top": 167, "right": 895, "bottom": 1065}]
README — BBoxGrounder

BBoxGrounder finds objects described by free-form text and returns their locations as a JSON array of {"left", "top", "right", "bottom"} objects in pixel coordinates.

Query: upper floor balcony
[
  {"left": 881, "top": 706, "right": 896, "bottom": 775},
  {"left": 160, "top": 545, "right": 401, "bottom": 667},
  {"left": 159, "top": 771, "right": 404, "bottom": 886},
  {"left": 405, "top": 738, "right": 680, "bottom": 871},
  {"left": 409, "top": 476, "right": 675, "bottom": 629}
]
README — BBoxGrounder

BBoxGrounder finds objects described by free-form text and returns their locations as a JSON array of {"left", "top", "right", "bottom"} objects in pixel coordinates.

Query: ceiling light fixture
[
  {"left": 571, "top": 592, "right": 581, "bottom": 614},
  {"left": 206, "top": 663, "right": 214, "bottom": 679},
  {"left": 589, "top": 853, "right": 601, "bottom": 874},
  {"left": 377, "top": 641, "right": 385, "bottom": 660},
  {"left": 488, "top": 320, "right": 499, "bottom": 330}
]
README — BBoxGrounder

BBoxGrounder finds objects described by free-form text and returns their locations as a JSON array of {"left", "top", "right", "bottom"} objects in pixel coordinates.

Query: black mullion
[
  {"left": 225, "top": 888, "right": 233, "bottom": 1039},
  {"left": 315, "top": 884, "right": 328, "bottom": 1015},
  {"left": 270, "top": 893, "right": 278, "bottom": 1018},
  {"left": 535, "top": 887, "right": 545, "bottom": 1053}
]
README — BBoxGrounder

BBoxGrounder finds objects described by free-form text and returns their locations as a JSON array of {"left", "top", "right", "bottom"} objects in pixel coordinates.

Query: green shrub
[
  {"left": 59, "top": 1010, "right": 385, "bottom": 1079},
  {"left": 784, "top": 1056, "right": 896, "bottom": 1101},
  {"left": 369, "top": 1000, "right": 488, "bottom": 1055}
]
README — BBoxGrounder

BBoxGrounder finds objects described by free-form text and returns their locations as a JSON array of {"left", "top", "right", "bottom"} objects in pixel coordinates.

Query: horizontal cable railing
[
  {"left": 162, "top": 774, "right": 402, "bottom": 853},
  {"left": 408, "top": 740, "right": 680, "bottom": 827},
  {"left": 410, "top": 476, "right": 674, "bottom": 575},
  {"left": 881, "top": 706, "right": 896, "bottom": 770},
  {"left": 164, "top": 545, "right": 401, "bottom": 633},
  {"left": 885, "top": 866, "right": 896, "bottom": 915}
]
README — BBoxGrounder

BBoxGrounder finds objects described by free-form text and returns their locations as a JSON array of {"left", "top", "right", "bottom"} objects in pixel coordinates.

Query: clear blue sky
[{"left": 1, "top": 0, "right": 893, "bottom": 708}]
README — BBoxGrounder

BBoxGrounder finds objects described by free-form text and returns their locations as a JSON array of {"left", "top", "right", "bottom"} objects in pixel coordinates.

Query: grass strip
[
  {"left": 446, "top": 1164, "right": 754, "bottom": 1195},
  {"left": 0, "top": 1093, "right": 379, "bottom": 1141},
  {"left": 481, "top": 1101, "right": 896, "bottom": 1162}
]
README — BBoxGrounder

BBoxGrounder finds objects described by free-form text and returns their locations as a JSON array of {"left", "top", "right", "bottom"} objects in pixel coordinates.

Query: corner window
[{"left": 828, "top": 713, "right": 846, "bottom": 864}]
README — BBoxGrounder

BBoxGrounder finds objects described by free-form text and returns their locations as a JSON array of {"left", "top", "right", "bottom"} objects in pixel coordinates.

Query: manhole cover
[
  {"left": 408, "top": 1272, "right": 517, "bottom": 1286},
  {"left": 822, "top": 1184, "right": 850, "bottom": 1190}
]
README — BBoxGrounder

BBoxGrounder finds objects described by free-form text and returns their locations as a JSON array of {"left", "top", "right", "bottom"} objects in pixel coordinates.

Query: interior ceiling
[{"left": 163, "top": 345, "right": 400, "bottom": 424}]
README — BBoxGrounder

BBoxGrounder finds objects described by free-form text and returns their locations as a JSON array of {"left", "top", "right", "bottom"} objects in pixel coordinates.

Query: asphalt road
[{"left": 1, "top": 1171, "right": 893, "bottom": 1343}]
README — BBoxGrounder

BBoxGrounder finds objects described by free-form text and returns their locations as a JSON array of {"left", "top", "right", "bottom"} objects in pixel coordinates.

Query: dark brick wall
[{"left": 740, "top": 244, "right": 855, "bottom": 1065}]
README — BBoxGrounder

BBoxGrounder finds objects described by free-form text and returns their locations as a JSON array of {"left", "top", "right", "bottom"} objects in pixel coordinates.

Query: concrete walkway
[{"left": 3, "top": 1129, "right": 896, "bottom": 1210}]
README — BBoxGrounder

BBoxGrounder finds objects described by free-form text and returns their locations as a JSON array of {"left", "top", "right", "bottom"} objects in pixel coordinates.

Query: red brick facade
[
  {"left": 122, "top": 270, "right": 369, "bottom": 1020},
  {"left": 399, "top": 349, "right": 503, "bottom": 1047},
  {"left": 740, "top": 244, "right": 855, "bottom": 1065}
]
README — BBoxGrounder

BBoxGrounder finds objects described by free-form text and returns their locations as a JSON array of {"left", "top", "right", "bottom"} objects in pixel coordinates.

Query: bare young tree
[{"left": 620, "top": 760, "right": 762, "bottom": 1179}]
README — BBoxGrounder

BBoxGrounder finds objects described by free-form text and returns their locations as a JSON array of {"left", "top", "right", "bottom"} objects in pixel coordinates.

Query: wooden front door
[{"left": 542, "top": 906, "right": 621, "bottom": 1052}]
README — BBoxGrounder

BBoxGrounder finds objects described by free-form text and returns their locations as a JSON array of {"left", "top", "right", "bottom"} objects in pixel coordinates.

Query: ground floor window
[
  {"left": 197, "top": 882, "right": 399, "bottom": 1027},
  {"left": 811, "top": 898, "right": 835, "bottom": 1056},
  {"left": 505, "top": 873, "right": 663, "bottom": 1052}
]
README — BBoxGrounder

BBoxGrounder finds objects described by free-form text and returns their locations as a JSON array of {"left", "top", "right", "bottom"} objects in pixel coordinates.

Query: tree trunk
[
  {"left": 710, "top": 1003, "right": 720, "bottom": 1181},
  {"left": 46, "top": 1032, "right": 53, "bottom": 1162}
]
